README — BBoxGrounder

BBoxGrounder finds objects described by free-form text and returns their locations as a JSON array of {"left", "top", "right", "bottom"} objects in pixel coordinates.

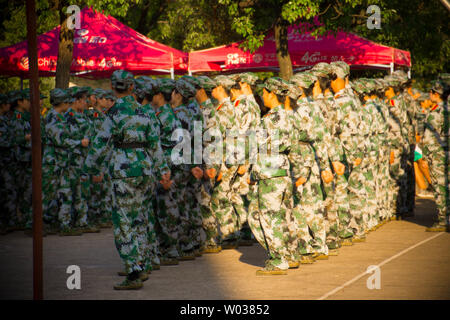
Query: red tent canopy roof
[
  {"left": 188, "top": 26, "right": 411, "bottom": 73},
  {"left": 0, "top": 7, "right": 188, "bottom": 78}
]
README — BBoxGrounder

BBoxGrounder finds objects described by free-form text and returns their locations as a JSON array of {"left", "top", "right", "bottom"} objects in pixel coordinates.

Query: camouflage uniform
[
  {"left": 84, "top": 71, "right": 169, "bottom": 275},
  {"left": 420, "top": 81, "right": 449, "bottom": 228},
  {"left": 10, "top": 90, "right": 32, "bottom": 229}
]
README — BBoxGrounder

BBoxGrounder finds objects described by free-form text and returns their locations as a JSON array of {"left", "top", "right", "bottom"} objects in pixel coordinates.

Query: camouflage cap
[
  {"left": 69, "top": 86, "right": 90, "bottom": 99},
  {"left": 158, "top": 78, "right": 176, "bottom": 95},
  {"left": 384, "top": 74, "right": 402, "bottom": 87},
  {"left": 196, "top": 76, "right": 217, "bottom": 91},
  {"left": 92, "top": 88, "right": 106, "bottom": 98},
  {"left": 50, "top": 88, "right": 70, "bottom": 106},
  {"left": 133, "top": 77, "right": 148, "bottom": 100},
  {"left": 20, "top": 89, "right": 30, "bottom": 100},
  {"left": 258, "top": 77, "right": 290, "bottom": 95},
  {"left": 175, "top": 79, "right": 197, "bottom": 98},
  {"left": 311, "top": 62, "right": 332, "bottom": 77},
  {"left": 214, "top": 75, "right": 236, "bottom": 90},
  {"left": 286, "top": 82, "right": 303, "bottom": 100},
  {"left": 180, "top": 75, "right": 201, "bottom": 89},
  {"left": 373, "top": 78, "right": 388, "bottom": 90},
  {"left": 430, "top": 80, "right": 445, "bottom": 95},
  {"left": 391, "top": 70, "right": 409, "bottom": 84},
  {"left": 111, "top": 69, "right": 134, "bottom": 90},
  {"left": 104, "top": 90, "right": 116, "bottom": 100},
  {"left": 290, "top": 72, "right": 317, "bottom": 89},
  {"left": 83, "top": 86, "right": 93, "bottom": 96},
  {"left": 352, "top": 78, "right": 372, "bottom": 94},
  {"left": 330, "top": 61, "right": 350, "bottom": 78},
  {"left": 235, "top": 72, "right": 259, "bottom": 85},
  {"left": 8, "top": 90, "right": 22, "bottom": 104}
]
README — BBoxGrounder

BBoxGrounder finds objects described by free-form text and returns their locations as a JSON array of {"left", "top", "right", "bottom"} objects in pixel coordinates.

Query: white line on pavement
[{"left": 317, "top": 232, "right": 445, "bottom": 300}]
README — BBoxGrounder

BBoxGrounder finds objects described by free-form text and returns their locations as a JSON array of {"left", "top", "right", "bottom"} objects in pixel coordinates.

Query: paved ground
[{"left": 0, "top": 198, "right": 449, "bottom": 300}]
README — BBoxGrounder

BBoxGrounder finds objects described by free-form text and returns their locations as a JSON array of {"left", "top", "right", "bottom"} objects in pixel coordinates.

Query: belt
[{"left": 114, "top": 142, "right": 149, "bottom": 149}]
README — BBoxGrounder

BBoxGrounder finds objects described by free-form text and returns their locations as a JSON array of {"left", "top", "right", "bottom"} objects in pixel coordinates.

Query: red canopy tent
[
  {"left": 0, "top": 7, "right": 188, "bottom": 79},
  {"left": 188, "top": 26, "right": 411, "bottom": 74}
]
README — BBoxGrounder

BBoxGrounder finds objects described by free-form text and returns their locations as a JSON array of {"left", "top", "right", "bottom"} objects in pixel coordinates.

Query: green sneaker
[
  {"left": 179, "top": 251, "right": 196, "bottom": 261},
  {"left": 139, "top": 272, "right": 149, "bottom": 282},
  {"left": 221, "top": 240, "right": 238, "bottom": 250},
  {"left": 160, "top": 258, "right": 179, "bottom": 266},
  {"left": 81, "top": 225, "right": 100, "bottom": 233},
  {"left": 113, "top": 278, "right": 143, "bottom": 290},
  {"left": 425, "top": 223, "right": 447, "bottom": 232},
  {"left": 202, "top": 245, "right": 222, "bottom": 254}
]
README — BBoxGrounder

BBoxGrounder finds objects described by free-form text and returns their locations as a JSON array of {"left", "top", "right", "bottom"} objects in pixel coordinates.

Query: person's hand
[
  {"left": 332, "top": 161, "right": 345, "bottom": 175},
  {"left": 321, "top": 170, "right": 333, "bottom": 184},
  {"left": 195, "top": 88, "right": 208, "bottom": 104},
  {"left": 92, "top": 173, "right": 103, "bottom": 183},
  {"left": 191, "top": 167, "right": 203, "bottom": 180},
  {"left": 205, "top": 168, "right": 217, "bottom": 179},
  {"left": 216, "top": 172, "right": 223, "bottom": 182},
  {"left": 389, "top": 151, "right": 395, "bottom": 164},
  {"left": 295, "top": 177, "right": 307, "bottom": 187},
  {"left": 81, "top": 138, "right": 90, "bottom": 147},
  {"left": 237, "top": 165, "right": 247, "bottom": 175},
  {"left": 353, "top": 158, "right": 362, "bottom": 167},
  {"left": 25, "top": 134, "right": 31, "bottom": 141}
]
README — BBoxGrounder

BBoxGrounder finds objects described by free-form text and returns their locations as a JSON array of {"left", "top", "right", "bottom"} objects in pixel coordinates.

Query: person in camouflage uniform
[
  {"left": 171, "top": 79, "right": 205, "bottom": 259},
  {"left": 41, "top": 88, "right": 73, "bottom": 233},
  {"left": 85, "top": 88, "right": 112, "bottom": 228},
  {"left": 195, "top": 76, "right": 223, "bottom": 253},
  {"left": 151, "top": 78, "right": 184, "bottom": 265},
  {"left": 329, "top": 61, "right": 368, "bottom": 242},
  {"left": 84, "top": 70, "right": 171, "bottom": 290},
  {"left": 420, "top": 79, "right": 449, "bottom": 232},
  {"left": 247, "top": 77, "right": 304, "bottom": 275},
  {"left": 289, "top": 72, "right": 338, "bottom": 260},
  {"left": 209, "top": 75, "right": 241, "bottom": 249},
  {"left": 66, "top": 86, "right": 98, "bottom": 233},
  {"left": 10, "top": 89, "right": 33, "bottom": 233}
]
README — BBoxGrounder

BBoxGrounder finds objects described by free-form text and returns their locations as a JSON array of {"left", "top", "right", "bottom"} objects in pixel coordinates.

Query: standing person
[
  {"left": 329, "top": 61, "right": 368, "bottom": 243},
  {"left": 248, "top": 77, "right": 302, "bottom": 275},
  {"left": 84, "top": 70, "right": 171, "bottom": 290},
  {"left": 171, "top": 79, "right": 205, "bottom": 259},
  {"left": 421, "top": 80, "right": 449, "bottom": 232},
  {"left": 151, "top": 78, "right": 184, "bottom": 266},
  {"left": 0, "top": 93, "right": 15, "bottom": 234},
  {"left": 10, "top": 89, "right": 33, "bottom": 235}
]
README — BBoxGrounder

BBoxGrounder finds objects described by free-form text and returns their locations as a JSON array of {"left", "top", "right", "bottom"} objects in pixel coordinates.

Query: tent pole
[
  {"left": 407, "top": 68, "right": 411, "bottom": 79},
  {"left": 188, "top": 68, "right": 192, "bottom": 76},
  {"left": 390, "top": 62, "right": 394, "bottom": 74},
  {"left": 170, "top": 68, "right": 174, "bottom": 79},
  {"left": 26, "top": 0, "right": 44, "bottom": 301}
]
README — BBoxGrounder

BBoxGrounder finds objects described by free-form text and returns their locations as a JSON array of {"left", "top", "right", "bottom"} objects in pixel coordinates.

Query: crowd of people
[{"left": 0, "top": 61, "right": 448, "bottom": 290}]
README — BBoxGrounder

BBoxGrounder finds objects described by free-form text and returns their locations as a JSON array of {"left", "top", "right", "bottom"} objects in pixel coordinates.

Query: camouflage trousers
[
  {"left": 111, "top": 175, "right": 155, "bottom": 274},
  {"left": 397, "top": 144, "right": 412, "bottom": 216},
  {"left": 155, "top": 177, "right": 181, "bottom": 258},
  {"left": 69, "top": 156, "right": 90, "bottom": 228},
  {"left": 185, "top": 174, "right": 206, "bottom": 249},
  {"left": 0, "top": 161, "right": 18, "bottom": 228},
  {"left": 199, "top": 177, "right": 220, "bottom": 246},
  {"left": 230, "top": 166, "right": 251, "bottom": 225},
  {"left": 347, "top": 160, "right": 368, "bottom": 237},
  {"left": 88, "top": 173, "right": 112, "bottom": 225},
  {"left": 363, "top": 152, "right": 379, "bottom": 230},
  {"left": 389, "top": 147, "right": 406, "bottom": 217},
  {"left": 211, "top": 165, "right": 241, "bottom": 242},
  {"left": 15, "top": 162, "right": 32, "bottom": 228},
  {"left": 376, "top": 147, "right": 391, "bottom": 221},
  {"left": 424, "top": 148, "right": 450, "bottom": 226},
  {"left": 42, "top": 163, "right": 60, "bottom": 224},
  {"left": 247, "top": 176, "right": 293, "bottom": 270},
  {"left": 292, "top": 162, "right": 327, "bottom": 255}
]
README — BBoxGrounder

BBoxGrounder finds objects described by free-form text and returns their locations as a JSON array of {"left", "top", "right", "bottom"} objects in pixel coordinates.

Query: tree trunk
[
  {"left": 274, "top": 20, "right": 293, "bottom": 81},
  {"left": 55, "top": 10, "right": 74, "bottom": 89}
]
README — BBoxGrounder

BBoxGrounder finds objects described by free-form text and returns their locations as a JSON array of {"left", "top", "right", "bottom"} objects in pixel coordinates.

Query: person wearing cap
[
  {"left": 209, "top": 75, "right": 241, "bottom": 250},
  {"left": 420, "top": 79, "right": 449, "bottom": 232},
  {"left": 0, "top": 92, "right": 16, "bottom": 233},
  {"left": 41, "top": 88, "right": 81, "bottom": 235},
  {"left": 193, "top": 75, "right": 223, "bottom": 253},
  {"left": 246, "top": 76, "right": 304, "bottom": 275},
  {"left": 85, "top": 88, "right": 113, "bottom": 229},
  {"left": 9, "top": 89, "right": 34, "bottom": 234},
  {"left": 84, "top": 70, "right": 171, "bottom": 290},
  {"left": 329, "top": 61, "right": 368, "bottom": 243},
  {"left": 310, "top": 65, "right": 354, "bottom": 254},
  {"left": 171, "top": 79, "right": 205, "bottom": 259},
  {"left": 65, "top": 86, "right": 98, "bottom": 233}
]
